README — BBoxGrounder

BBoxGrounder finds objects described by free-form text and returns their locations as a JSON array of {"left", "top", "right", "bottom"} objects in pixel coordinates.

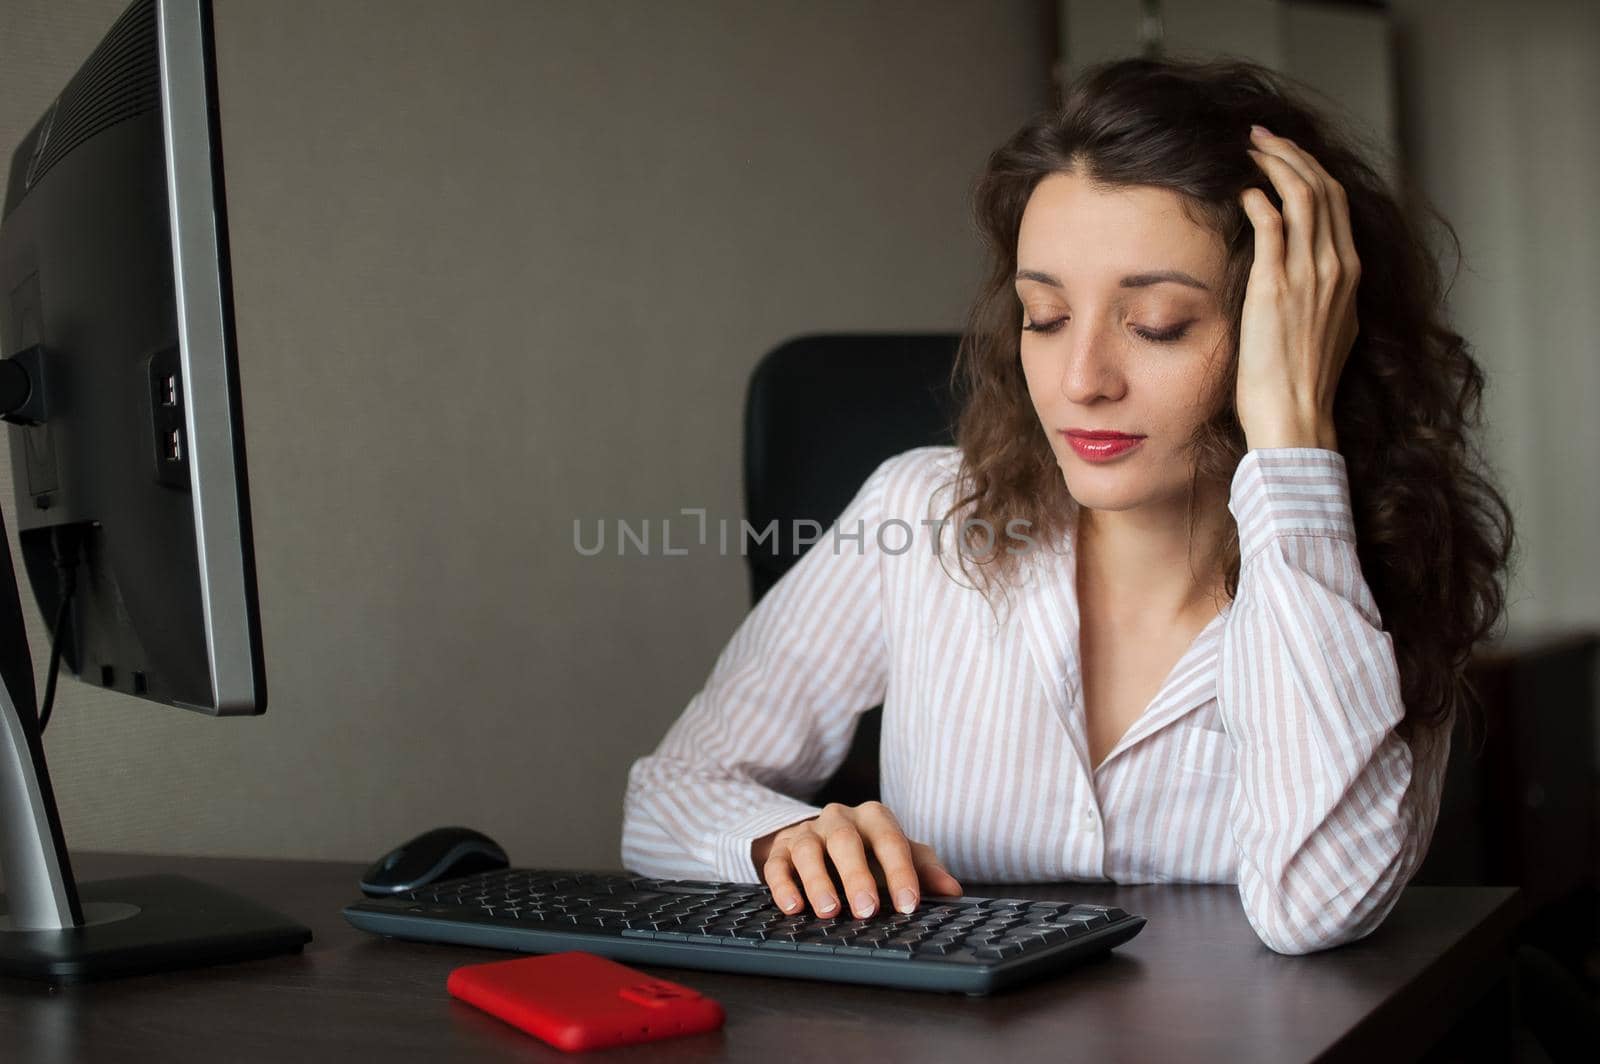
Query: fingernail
[
  {"left": 817, "top": 895, "right": 838, "bottom": 914},
  {"left": 1250, "top": 124, "right": 1269, "bottom": 136},
  {"left": 853, "top": 892, "right": 877, "bottom": 917},
  {"left": 895, "top": 889, "right": 917, "bottom": 914},
  {"left": 778, "top": 895, "right": 800, "bottom": 913}
]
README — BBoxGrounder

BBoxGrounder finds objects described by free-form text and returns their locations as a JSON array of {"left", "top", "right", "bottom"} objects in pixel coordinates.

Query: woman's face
[{"left": 1015, "top": 171, "right": 1232, "bottom": 516}]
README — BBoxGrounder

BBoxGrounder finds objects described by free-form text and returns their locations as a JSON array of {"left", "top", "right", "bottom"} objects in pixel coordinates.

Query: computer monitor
[{"left": 0, "top": 0, "right": 310, "bottom": 981}]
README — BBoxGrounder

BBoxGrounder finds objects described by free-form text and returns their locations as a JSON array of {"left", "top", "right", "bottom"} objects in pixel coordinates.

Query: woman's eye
[
  {"left": 1132, "top": 324, "right": 1190, "bottom": 343},
  {"left": 1021, "top": 317, "right": 1065, "bottom": 334}
]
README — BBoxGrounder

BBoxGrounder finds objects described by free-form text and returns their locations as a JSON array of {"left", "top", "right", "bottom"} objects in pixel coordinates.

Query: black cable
[
  {"left": 37, "top": 594, "right": 69, "bottom": 731},
  {"left": 36, "top": 527, "right": 79, "bottom": 733}
]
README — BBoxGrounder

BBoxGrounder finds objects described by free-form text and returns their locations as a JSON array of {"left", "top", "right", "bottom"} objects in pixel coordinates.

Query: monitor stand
[{"left": 0, "top": 508, "right": 311, "bottom": 983}]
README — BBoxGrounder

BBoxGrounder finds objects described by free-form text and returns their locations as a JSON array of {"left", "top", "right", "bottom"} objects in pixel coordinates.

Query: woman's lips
[{"left": 1062, "top": 431, "right": 1145, "bottom": 462}]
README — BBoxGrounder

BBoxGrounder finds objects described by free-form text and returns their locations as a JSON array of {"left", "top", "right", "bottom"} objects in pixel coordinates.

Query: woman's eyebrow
[{"left": 1014, "top": 268, "right": 1211, "bottom": 292}]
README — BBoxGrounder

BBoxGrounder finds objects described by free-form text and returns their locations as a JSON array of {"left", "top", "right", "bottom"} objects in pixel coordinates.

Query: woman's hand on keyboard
[{"left": 752, "top": 801, "right": 963, "bottom": 919}]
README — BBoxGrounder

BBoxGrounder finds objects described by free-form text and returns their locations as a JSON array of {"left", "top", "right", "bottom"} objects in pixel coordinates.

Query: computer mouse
[{"left": 359, "top": 826, "right": 510, "bottom": 897}]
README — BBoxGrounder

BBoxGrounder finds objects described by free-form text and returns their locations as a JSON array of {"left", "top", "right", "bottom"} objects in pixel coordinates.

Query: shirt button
[{"left": 1081, "top": 810, "right": 1098, "bottom": 832}]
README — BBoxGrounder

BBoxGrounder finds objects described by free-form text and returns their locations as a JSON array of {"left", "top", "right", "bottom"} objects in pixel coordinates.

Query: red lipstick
[{"left": 1062, "top": 429, "right": 1145, "bottom": 462}]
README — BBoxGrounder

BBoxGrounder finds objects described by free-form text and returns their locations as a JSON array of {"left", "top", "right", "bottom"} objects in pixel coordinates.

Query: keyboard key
[
  {"left": 833, "top": 945, "right": 881, "bottom": 957},
  {"left": 1063, "top": 910, "right": 1110, "bottom": 929},
  {"left": 939, "top": 949, "right": 988, "bottom": 964},
  {"left": 974, "top": 943, "right": 1025, "bottom": 961}
]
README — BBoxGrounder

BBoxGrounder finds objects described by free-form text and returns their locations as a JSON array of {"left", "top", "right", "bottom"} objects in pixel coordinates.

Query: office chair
[{"left": 742, "top": 332, "right": 964, "bottom": 808}]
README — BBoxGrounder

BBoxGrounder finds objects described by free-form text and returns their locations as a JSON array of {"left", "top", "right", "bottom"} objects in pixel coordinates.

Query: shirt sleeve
[
  {"left": 1217, "top": 447, "right": 1454, "bottom": 955},
  {"left": 620, "top": 453, "right": 898, "bottom": 884}
]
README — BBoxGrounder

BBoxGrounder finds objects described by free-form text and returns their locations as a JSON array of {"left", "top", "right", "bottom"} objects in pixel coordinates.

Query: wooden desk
[{"left": 0, "top": 852, "right": 1521, "bottom": 1062}]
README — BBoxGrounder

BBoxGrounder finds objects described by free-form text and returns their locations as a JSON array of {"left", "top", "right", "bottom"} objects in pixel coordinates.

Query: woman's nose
[{"left": 1057, "top": 322, "right": 1126, "bottom": 403}]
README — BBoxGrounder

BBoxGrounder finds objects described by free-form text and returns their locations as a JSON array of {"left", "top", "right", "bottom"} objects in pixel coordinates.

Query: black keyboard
[{"left": 342, "top": 868, "right": 1146, "bottom": 995}]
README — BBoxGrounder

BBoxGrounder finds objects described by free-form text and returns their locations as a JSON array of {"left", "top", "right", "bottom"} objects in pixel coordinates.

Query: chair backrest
[
  {"left": 743, "top": 332, "right": 964, "bottom": 605},
  {"left": 741, "top": 332, "right": 964, "bottom": 806}
]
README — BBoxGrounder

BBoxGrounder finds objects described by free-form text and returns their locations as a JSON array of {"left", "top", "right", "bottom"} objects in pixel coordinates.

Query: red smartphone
[{"left": 446, "top": 951, "right": 726, "bottom": 1052}]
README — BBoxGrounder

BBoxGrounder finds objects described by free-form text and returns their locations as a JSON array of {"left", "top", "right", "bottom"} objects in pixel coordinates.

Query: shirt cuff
[
  {"left": 713, "top": 799, "right": 825, "bottom": 884},
  {"left": 1229, "top": 448, "right": 1356, "bottom": 564}
]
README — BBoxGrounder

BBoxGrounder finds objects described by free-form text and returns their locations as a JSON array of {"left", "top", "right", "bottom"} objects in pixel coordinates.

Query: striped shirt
[{"left": 621, "top": 445, "right": 1452, "bottom": 955}]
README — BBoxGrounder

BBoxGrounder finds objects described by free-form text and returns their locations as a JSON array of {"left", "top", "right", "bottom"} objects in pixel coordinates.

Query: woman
[{"left": 621, "top": 56, "right": 1515, "bottom": 956}]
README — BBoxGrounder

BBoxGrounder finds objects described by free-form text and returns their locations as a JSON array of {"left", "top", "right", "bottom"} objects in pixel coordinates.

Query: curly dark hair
[{"left": 937, "top": 55, "right": 1516, "bottom": 746}]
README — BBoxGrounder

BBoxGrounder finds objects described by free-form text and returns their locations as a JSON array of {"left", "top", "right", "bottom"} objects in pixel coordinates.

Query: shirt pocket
[{"left": 1176, "top": 723, "right": 1237, "bottom": 779}]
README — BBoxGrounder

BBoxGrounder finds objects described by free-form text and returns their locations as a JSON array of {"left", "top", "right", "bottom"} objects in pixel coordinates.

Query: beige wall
[{"left": 0, "top": 0, "right": 1054, "bottom": 866}]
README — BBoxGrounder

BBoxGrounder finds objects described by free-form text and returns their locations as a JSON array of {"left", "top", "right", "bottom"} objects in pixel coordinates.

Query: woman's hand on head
[
  {"left": 1237, "top": 124, "right": 1361, "bottom": 452},
  {"left": 751, "top": 802, "right": 963, "bottom": 918}
]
